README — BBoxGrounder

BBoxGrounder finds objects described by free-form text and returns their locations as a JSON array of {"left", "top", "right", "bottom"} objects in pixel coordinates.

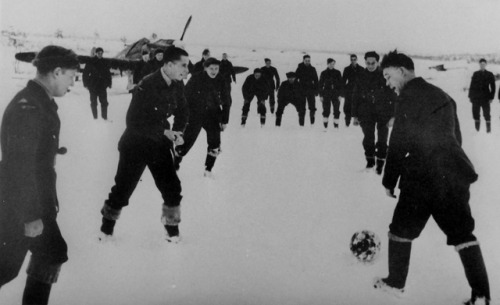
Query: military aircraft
[
  {"left": 15, "top": 16, "right": 192, "bottom": 71},
  {"left": 15, "top": 15, "right": 248, "bottom": 75},
  {"left": 114, "top": 16, "right": 192, "bottom": 62}
]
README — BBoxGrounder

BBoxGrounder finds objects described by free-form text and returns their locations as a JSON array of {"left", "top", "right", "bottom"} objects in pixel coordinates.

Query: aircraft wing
[
  {"left": 15, "top": 52, "right": 141, "bottom": 71},
  {"left": 234, "top": 66, "right": 249, "bottom": 74}
]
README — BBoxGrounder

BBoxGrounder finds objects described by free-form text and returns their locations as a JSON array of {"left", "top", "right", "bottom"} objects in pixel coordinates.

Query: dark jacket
[
  {"left": 192, "top": 59, "right": 205, "bottom": 75},
  {"left": 219, "top": 59, "right": 236, "bottom": 84},
  {"left": 295, "top": 63, "right": 318, "bottom": 94},
  {"left": 260, "top": 66, "right": 280, "bottom": 90},
  {"left": 0, "top": 80, "right": 64, "bottom": 233},
  {"left": 141, "top": 59, "right": 164, "bottom": 78},
  {"left": 125, "top": 70, "right": 188, "bottom": 142},
  {"left": 342, "top": 64, "right": 364, "bottom": 97},
  {"left": 82, "top": 57, "right": 112, "bottom": 90},
  {"left": 242, "top": 75, "right": 269, "bottom": 101},
  {"left": 383, "top": 77, "right": 477, "bottom": 193},
  {"left": 318, "top": 68, "right": 343, "bottom": 98},
  {"left": 133, "top": 59, "right": 149, "bottom": 84},
  {"left": 185, "top": 72, "right": 231, "bottom": 124},
  {"left": 351, "top": 68, "right": 395, "bottom": 122},
  {"left": 277, "top": 80, "right": 302, "bottom": 104},
  {"left": 468, "top": 70, "right": 496, "bottom": 101}
]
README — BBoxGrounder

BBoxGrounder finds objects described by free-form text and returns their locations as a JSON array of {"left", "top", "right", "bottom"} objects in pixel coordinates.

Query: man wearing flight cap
[{"left": 0, "top": 45, "right": 79, "bottom": 305}]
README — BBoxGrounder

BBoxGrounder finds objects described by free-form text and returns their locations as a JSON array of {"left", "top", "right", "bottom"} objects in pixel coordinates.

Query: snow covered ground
[{"left": 0, "top": 39, "right": 499, "bottom": 305}]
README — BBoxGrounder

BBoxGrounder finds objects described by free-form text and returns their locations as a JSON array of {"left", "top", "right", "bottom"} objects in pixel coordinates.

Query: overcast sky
[{"left": 1, "top": 0, "right": 499, "bottom": 54}]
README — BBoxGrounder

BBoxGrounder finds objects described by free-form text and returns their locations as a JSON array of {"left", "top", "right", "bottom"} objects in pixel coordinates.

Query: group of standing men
[{"left": 241, "top": 52, "right": 395, "bottom": 174}]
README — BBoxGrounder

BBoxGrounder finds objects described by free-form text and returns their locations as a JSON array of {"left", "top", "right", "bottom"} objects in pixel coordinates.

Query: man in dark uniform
[
  {"left": 99, "top": 47, "right": 189, "bottom": 243},
  {"left": 219, "top": 53, "right": 236, "bottom": 86},
  {"left": 276, "top": 72, "right": 303, "bottom": 127},
  {"left": 319, "top": 58, "right": 343, "bottom": 129},
  {"left": 192, "top": 48, "right": 210, "bottom": 75},
  {"left": 295, "top": 55, "right": 319, "bottom": 125},
  {"left": 140, "top": 49, "right": 164, "bottom": 78},
  {"left": 132, "top": 50, "right": 151, "bottom": 85},
  {"left": 241, "top": 68, "right": 269, "bottom": 127},
  {"left": 175, "top": 58, "right": 230, "bottom": 177},
  {"left": 375, "top": 51, "right": 490, "bottom": 305},
  {"left": 83, "top": 47, "right": 112, "bottom": 120},
  {"left": 219, "top": 52, "right": 236, "bottom": 104},
  {"left": 468, "top": 59, "right": 496, "bottom": 133},
  {"left": 0, "top": 45, "right": 78, "bottom": 305},
  {"left": 342, "top": 54, "right": 364, "bottom": 126},
  {"left": 352, "top": 51, "right": 395, "bottom": 174},
  {"left": 261, "top": 58, "right": 280, "bottom": 114}
]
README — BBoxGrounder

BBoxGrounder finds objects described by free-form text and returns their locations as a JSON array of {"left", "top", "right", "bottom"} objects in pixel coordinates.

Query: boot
[
  {"left": 310, "top": 111, "right": 315, "bottom": 125},
  {"left": 475, "top": 120, "right": 480, "bottom": 131},
  {"left": 345, "top": 117, "right": 351, "bottom": 127},
  {"left": 486, "top": 121, "right": 491, "bottom": 133},
  {"left": 23, "top": 276, "right": 52, "bottom": 305},
  {"left": 376, "top": 158, "right": 385, "bottom": 175},
  {"left": 164, "top": 225, "right": 180, "bottom": 243},
  {"left": 241, "top": 116, "right": 247, "bottom": 127},
  {"left": 333, "top": 118, "right": 339, "bottom": 129},
  {"left": 458, "top": 243, "right": 490, "bottom": 302},
  {"left": 299, "top": 115, "right": 305, "bottom": 126},
  {"left": 100, "top": 217, "right": 116, "bottom": 235},
  {"left": 463, "top": 297, "right": 490, "bottom": 305},
  {"left": 276, "top": 116, "right": 282, "bottom": 127},
  {"left": 270, "top": 104, "right": 275, "bottom": 114},
  {"left": 260, "top": 115, "right": 266, "bottom": 127},
  {"left": 100, "top": 201, "right": 121, "bottom": 236},
  {"left": 323, "top": 117, "right": 328, "bottom": 129},
  {"left": 366, "top": 157, "right": 375, "bottom": 169},
  {"left": 205, "top": 153, "right": 217, "bottom": 172},
  {"left": 91, "top": 104, "right": 98, "bottom": 119},
  {"left": 162, "top": 205, "right": 181, "bottom": 242},
  {"left": 375, "top": 238, "right": 412, "bottom": 290},
  {"left": 101, "top": 105, "right": 108, "bottom": 120}
]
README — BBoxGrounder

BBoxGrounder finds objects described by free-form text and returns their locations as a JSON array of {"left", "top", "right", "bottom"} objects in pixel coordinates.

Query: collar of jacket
[
  {"left": 27, "top": 79, "right": 58, "bottom": 111},
  {"left": 400, "top": 77, "right": 425, "bottom": 96},
  {"left": 160, "top": 67, "right": 173, "bottom": 86}
]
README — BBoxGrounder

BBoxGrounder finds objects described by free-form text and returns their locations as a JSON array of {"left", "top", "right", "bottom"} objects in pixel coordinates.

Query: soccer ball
[{"left": 350, "top": 230, "right": 381, "bottom": 264}]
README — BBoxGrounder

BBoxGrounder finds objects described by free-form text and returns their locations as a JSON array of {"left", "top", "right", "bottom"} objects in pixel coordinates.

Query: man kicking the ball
[{"left": 375, "top": 50, "right": 490, "bottom": 305}]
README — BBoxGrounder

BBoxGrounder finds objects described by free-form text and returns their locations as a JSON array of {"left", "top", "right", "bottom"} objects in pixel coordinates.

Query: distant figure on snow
[
  {"left": 175, "top": 58, "right": 231, "bottom": 178},
  {"left": 295, "top": 54, "right": 319, "bottom": 125},
  {"left": 468, "top": 58, "right": 495, "bottom": 133},
  {"left": 261, "top": 58, "right": 280, "bottom": 114},
  {"left": 241, "top": 68, "right": 269, "bottom": 127},
  {"left": 342, "top": 54, "right": 364, "bottom": 127},
  {"left": 351, "top": 51, "right": 395, "bottom": 174},
  {"left": 219, "top": 52, "right": 236, "bottom": 102},
  {"left": 133, "top": 49, "right": 151, "bottom": 85},
  {"left": 276, "top": 72, "right": 303, "bottom": 127},
  {"left": 318, "top": 58, "right": 343, "bottom": 129},
  {"left": 376, "top": 50, "right": 490, "bottom": 305},
  {"left": 140, "top": 49, "right": 164, "bottom": 78},
  {"left": 0, "top": 45, "right": 79, "bottom": 305},
  {"left": 83, "top": 47, "right": 112, "bottom": 120},
  {"left": 193, "top": 48, "right": 210, "bottom": 75}
]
